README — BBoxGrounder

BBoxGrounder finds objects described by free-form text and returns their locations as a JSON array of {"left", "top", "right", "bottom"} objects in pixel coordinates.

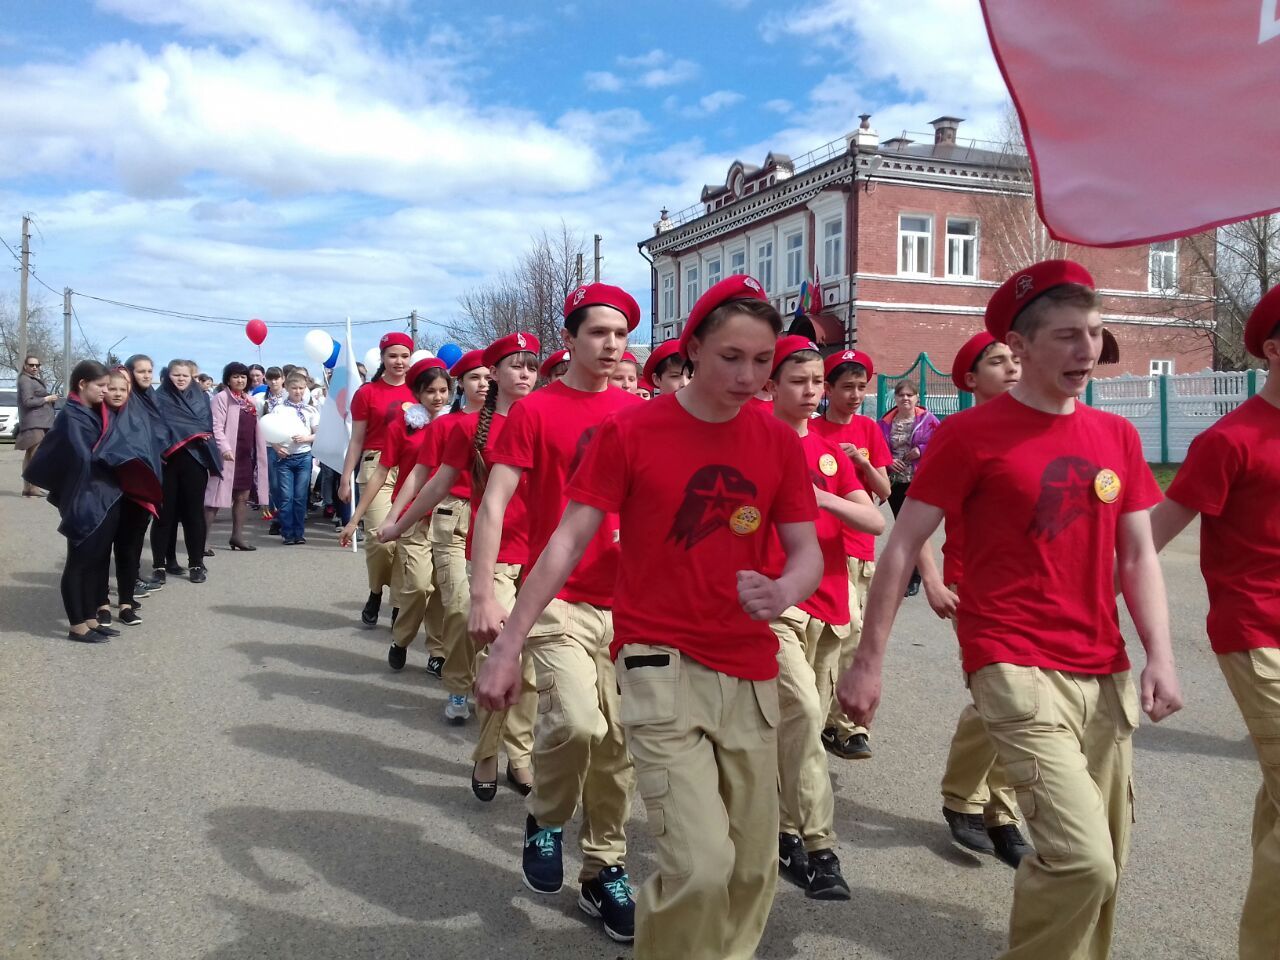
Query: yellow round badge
[
  {"left": 729, "top": 505, "right": 762, "bottom": 536},
  {"left": 401, "top": 401, "right": 414, "bottom": 411},
  {"left": 1094, "top": 468, "right": 1121, "bottom": 504},
  {"left": 818, "top": 453, "right": 839, "bottom": 477},
  {"left": 857, "top": 447, "right": 870, "bottom": 460}
]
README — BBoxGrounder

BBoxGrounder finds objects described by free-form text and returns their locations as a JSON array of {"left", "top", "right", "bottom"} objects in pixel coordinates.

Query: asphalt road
[{"left": 0, "top": 446, "right": 1250, "bottom": 959}]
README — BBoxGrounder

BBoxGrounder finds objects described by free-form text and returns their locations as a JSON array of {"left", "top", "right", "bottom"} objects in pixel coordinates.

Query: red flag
[
  {"left": 981, "top": 0, "right": 1280, "bottom": 247},
  {"left": 812, "top": 268, "right": 824, "bottom": 314}
]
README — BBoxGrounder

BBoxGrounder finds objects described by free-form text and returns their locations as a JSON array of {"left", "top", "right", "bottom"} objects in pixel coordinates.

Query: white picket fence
[{"left": 1088, "top": 369, "right": 1270, "bottom": 462}]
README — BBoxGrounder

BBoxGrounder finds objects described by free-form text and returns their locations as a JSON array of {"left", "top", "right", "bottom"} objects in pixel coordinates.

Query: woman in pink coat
[{"left": 204, "top": 362, "right": 270, "bottom": 551}]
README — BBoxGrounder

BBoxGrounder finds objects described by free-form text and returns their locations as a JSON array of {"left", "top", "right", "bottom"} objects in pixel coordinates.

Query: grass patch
[{"left": 1148, "top": 462, "right": 1179, "bottom": 491}]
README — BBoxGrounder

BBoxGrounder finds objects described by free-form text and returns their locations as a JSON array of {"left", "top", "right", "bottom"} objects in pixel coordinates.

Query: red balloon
[{"left": 245, "top": 318, "right": 267, "bottom": 345}]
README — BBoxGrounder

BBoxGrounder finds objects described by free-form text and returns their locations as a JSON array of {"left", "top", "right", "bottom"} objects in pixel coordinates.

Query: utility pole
[
  {"left": 62, "top": 288, "right": 72, "bottom": 393},
  {"left": 410, "top": 309, "right": 419, "bottom": 347},
  {"left": 17, "top": 215, "right": 31, "bottom": 375},
  {"left": 575, "top": 253, "right": 584, "bottom": 287},
  {"left": 593, "top": 234, "right": 602, "bottom": 282}
]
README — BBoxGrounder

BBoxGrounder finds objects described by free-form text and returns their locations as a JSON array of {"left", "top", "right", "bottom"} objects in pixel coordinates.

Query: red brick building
[{"left": 638, "top": 115, "right": 1214, "bottom": 382}]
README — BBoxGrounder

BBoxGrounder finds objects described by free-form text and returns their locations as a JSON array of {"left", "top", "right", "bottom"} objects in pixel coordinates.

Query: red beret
[
  {"left": 679, "top": 274, "right": 770, "bottom": 354},
  {"left": 951, "top": 332, "right": 998, "bottom": 393},
  {"left": 620, "top": 351, "right": 638, "bottom": 364},
  {"left": 539, "top": 349, "right": 570, "bottom": 379},
  {"left": 640, "top": 376, "right": 655, "bottom": 393},
  {"left": 985, "top": 260, "right": 1095, "bottom": 342},
  {"left": 482, "top": 331, "right": 540, "bottom": 371},
  {"left": 380, "top": 332, "right": 413, "bottom": 353},
  {"left": 771, "top": 335, "right": 820, "bottom": 377},
  {"left": 823, "top": 347, "right": 875, "bottom": 381},
  {"left": 406, "top": 356, "right": 446, "bottom": 386},
  {"left": 1245, "top": 285, "right": 1280, "bottom": 359},
  {"left": 563, "top": 283, "right": 642, "bottom": 331},
  {"left": 448, "top": 349, "right": 485, "bottom": 378},
  {"left": 642, "top": 339, "right": 684, "bottom": 384}
]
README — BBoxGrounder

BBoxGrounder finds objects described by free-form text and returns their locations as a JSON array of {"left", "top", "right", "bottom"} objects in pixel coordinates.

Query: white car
[{"left": 0, "top": 387, "right": 18, "bottom": 441}]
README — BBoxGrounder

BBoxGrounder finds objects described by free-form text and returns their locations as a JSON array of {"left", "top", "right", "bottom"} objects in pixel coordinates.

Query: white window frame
[
  {"left": 898, "top": 214, "right": 932, "bottom": 277},
  {"left": 728, "top": 246, "right": 747, "bottom": 276},
  {"left": 1149, "top": 359, "right": 1174, "bottom": 376},
  {"left": 821, "top": 216, "right": 843, "bottom": 278},
  {"left": 706, "top": 256, "right": 722, "bottom": 290},
  {"left": 945, "top": 217, "right": 978, "bottom": 280},
  {"left": 1148, "top": 240, "right": 1178, "bottom": 292},
  {"left": 755, "top": 239, "right": 774, "bottom": 293},
  {"left": 784, "top": 231, "right": 804, "bottom": 289},
  {"left": 684, "top": 265, "right": 699, "bottom": 314},
  {"left": 660, "top": 272, "right": 675, "bottom": 322}
]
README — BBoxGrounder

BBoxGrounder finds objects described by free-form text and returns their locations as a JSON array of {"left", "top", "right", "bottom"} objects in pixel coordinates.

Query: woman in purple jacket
[{"left": 879, "top": 380, "right": 940, "bottom": 596}]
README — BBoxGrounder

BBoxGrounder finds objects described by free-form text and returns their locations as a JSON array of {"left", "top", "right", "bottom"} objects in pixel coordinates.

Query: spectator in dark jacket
[{"left": 17, "top": 355, "right": 57, "bottom": 497}]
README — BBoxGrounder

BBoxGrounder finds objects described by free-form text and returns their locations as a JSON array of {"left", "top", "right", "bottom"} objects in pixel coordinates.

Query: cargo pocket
[
  {"left": 617, "top": 645, "right": 680, "bottom": 726},
  {"left": 637, "top": 766, "right": 690, "bottom": 878},
  {"left": 536, "top": 674, "right": 569, "bottom": 747},
  {"left": 971, "top": 664, "right": 1039, "bottom": 726},
  {"left": 1248, "top": 716, "right": 1280, "bottom": 768},
  {"left": 1127, "top": 777, "right": 1137, "bottom": 825},
  {"left": 1113, "top": 673, "right": 1141, "bottom": 743},
  {"left": 1249, "top": 648, "right": 1280, "bottom": 683},
  {"left": 1005, "top": 756, "right": 1069, "bottom": 860},
  {"left": 752, "top": 678, "right": 780, "bottom": 741}
]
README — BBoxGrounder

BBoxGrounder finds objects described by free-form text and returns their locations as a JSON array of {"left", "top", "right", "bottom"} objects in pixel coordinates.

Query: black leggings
[
  {"left": 888, "top": 480, "right": 922, "bottom": 588},
  {"left": 151, "top": 446, "right": 209, "bottom": 569},
  {"left": 100, "top": 499, "right": 150, "bottom": 608},
  {"left": 61, "top": 501, "right": 121, "bottom": 625}
]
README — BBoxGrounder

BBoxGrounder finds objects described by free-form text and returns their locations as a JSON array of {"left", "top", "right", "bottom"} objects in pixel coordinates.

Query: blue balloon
[
  {"left": 323, "top": 339, "right": 341, "bottom": 369},
  {"left": 250, "top": 384, "right": 268, "bottom": 395},
  {"left": 438, "top": 343, "right": 463, "bottom": 368}
]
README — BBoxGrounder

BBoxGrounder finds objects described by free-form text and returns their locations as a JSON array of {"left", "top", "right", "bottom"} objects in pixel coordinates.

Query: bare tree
[
  {"left": 0, "top": 292, "right": 100, "bottom": 389},
  {"left": 446, "top": 222, "right": 588, "bottom": 354}
]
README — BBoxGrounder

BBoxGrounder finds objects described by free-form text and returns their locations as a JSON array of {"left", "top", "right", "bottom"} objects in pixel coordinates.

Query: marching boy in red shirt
[
  {"left": 839, "top": 260, "right": 1183, "bottom": 960},
  {"left": 766, "top": 336, "right": 884, "bottom": 901},
  {"left": 1149, "top": 290, "right": 1280, "bottom": 960},
  {"left": 467, "top": 284, "right": 642, "bottom": 943},
  {"left": 477, "top": 275, "right": 823, "bottom": 960}
]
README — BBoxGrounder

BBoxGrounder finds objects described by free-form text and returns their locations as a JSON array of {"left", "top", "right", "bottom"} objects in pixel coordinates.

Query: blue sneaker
[
  {"left": 578, "top": 864, "right": 635, "bottom": 943},
  {"left": 444, "top": 694, "right": 470, "bottom": 725},
  {"left": 522, "top": 814, "right": 563, "bottom": 894}
]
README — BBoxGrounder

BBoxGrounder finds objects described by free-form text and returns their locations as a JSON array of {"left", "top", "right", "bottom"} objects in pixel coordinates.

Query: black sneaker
[
  {"left": 119, "top": 608, "right": 143, "bottom": 626},
  {"left": 142, "top": 576, "right": 163, "bottom": 592},
  {"left": 522, "top": 814, "right": 564, "bottom": 894},
  {"left": 268, "top": 521, "right": 281, "bottom": 536},
  {"left": 425, "top": 655, "right": 444, "bottom": 679},
  {"left": 987, "top": 823, "right": 1034, "bottom": 868},
  {"left": 805, "top": 849, "right": 851, "bottom": 901},
  {"left": 133, "top": 580, "right": 151, "bottom": 600},
  {"left": 150, "top": 567, "right": 167, "bottom": 584},
  {"left": 825, "top": 732, "right": 872, "bottom": 760},
  {"left": 91, "top": 624, "right": 120, "bottom": 638},
  {"left": 361, "top": 591, "right": 381, "bottom": 627},
  {"left": 165, "top": 562, "right": 186, "bottom": 576},
  {"left": 68, "top": 630, "right": 109, "bottom": 644},
  {"left": 778, "top": 832, "right": 809, "bottom": 888},
  {"left": 189, "top": 566, "right": 207, "bottom": 584},
  {"left": 388, "top": 643, "right": 407, "bottom": 671},
  {"left": 905, "top": 570, "right": 922, "bottom": 598},
  {"left": 578, "top": 865, "right": 635, "bottom": 943},
  {"left": 943, "top": 807, "right": 995, "bottom": 855},
  {"left": 96, "top": 608, "right": 113, "bottom": 626}
]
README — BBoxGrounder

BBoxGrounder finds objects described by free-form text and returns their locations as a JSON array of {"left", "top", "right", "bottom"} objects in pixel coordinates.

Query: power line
[{"left": 70, "top": 302, "right": 93, "bottom": 354}]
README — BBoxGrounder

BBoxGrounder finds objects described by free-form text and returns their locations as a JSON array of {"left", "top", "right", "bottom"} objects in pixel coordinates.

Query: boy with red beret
[
  {"left": 539, "top": 348, "right": 570, "bottom": 385},
  {"left": 766, "top": 335, "right": 884, "bottom": 901},
  {"left": 1148, "top": 290, "right": 1280, "bottom": 960},
  {"left": 929, "top": 332, "right": 1032, "bottom": 866},
  {"left": 642, "top": 339, "right": 688, "bottom": 396},
  {"left": 467, "top": 284, "right": 642, "bottom": 942},
  {"left": 839, "top": 260, "right": 1182, "bottom": 960},
  {"left": 477, "top": 274, "right": 822, "bottom": 959},
  {"left": 810, "top": 348, "right": 892, "bottom": 760}
]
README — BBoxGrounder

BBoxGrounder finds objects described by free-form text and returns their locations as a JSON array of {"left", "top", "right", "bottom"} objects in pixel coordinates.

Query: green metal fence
[{"left": 872, "top": 352, "right": 971, "bottom": 419}]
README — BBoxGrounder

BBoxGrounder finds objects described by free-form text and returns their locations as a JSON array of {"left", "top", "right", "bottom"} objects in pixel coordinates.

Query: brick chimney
[{"left": 929, "top": 116, "right": 964, "bottom": 145}]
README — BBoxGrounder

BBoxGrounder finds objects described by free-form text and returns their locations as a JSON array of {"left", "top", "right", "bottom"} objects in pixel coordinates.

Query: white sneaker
[{"left": 444, "top": 695, "right": 471, "bottom": 725}]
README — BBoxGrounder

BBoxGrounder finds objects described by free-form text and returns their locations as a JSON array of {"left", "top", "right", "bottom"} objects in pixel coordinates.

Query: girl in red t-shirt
[{"left": 338, "top": 332, "right": 414, "bottom": 628}]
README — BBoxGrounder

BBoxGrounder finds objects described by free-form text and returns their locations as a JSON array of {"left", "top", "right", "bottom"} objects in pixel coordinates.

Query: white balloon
[
  {"left": 303, "top": 329, "right": 334, "bottom": 364},
  {"left": 259, "top": 412, "right": 298, "bottom": 446},
  {"left": 251, "top": 393, "right": 266, "bottom": 415},
  {"left": 409, "top": 349, "right": 434, "bottom": 364},
  {"left": 364, "top": 347, "right": 381, "bottom": 372}
]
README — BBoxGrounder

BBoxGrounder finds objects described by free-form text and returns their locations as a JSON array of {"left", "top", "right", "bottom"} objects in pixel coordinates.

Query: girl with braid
[{"left": 380, "top": 333, "right": 539, "bottom": 800}]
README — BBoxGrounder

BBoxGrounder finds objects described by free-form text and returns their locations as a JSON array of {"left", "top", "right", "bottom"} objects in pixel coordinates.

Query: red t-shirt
[
  {"left": 909, "top": 392, "right": 1162, "bottom": 675},
  {"left": 352, "top": 379, "right": 415, "bottom": 452},
  {"left": 489, "top": 381, "right": 641, "bottom": 606},
  {"left": 941, "top": 514, "right": 965, "bottom": 587},
  {"left": 764, "top": 430, "right": 861, "bottom": 626},
  {"left": 378, "top": 407, "right": 432, "bottom": 500},
  {"left": 567, "top": 394, "right": 819, "bottom": 680},
  {"left": 1166, "top": 395, "right": 1280, "bottom": 654},
  {"left": 811, "top": 414, "right": 892, "bottom": 561},
  {"left": 442, "top": 410, "right": 531, "bottom": 565},
  {"left": 416, "top": 412, "right": 471, "bottom": 501}
]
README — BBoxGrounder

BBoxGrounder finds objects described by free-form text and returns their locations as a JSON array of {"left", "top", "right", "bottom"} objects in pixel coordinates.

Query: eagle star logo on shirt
[
  {"left": 1028, "top": 455, "right": 1101, "bottom": 541},
  {"left": 667, "top": 464, "right": 758, "bottom": 549},
  {"left": 572, "top": 287, "right": 587, "bottom": 306},
  {"left": 744, "top": 277, "right": 762, "bottom": 293},
  {"left": 1015, "top": 275, "right": 1035, "bottom": 299}
]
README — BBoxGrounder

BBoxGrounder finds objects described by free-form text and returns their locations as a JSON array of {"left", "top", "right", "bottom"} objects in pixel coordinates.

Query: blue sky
[{"left": 0, "top": 0, "right": 1007, "bottom": 375}]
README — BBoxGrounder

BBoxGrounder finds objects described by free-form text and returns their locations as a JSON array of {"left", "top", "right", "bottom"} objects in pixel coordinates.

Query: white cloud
[
  {"left": 763, "top": 98, "right": 793, "bottom": 114},
  {"left": 639, "top": 59, "right": 699, "bottom": 89},
  {"left": 696, "top": 90, "right": 744, "bottom": 114},
  {"left": 617, "top": 49, "right": 669, "bottom": 69},
  {"left": 584, "top": 70, "right": 623, "bottom": 92}
]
